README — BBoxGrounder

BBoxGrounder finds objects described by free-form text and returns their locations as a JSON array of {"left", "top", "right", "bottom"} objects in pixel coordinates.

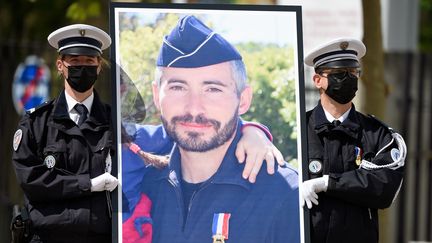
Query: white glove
[
  {"left": 301, "top": 175, "right": 329, "bottom": 209},
  {"left": 91, "top": 172, "right": 118, "bottom": 192}
]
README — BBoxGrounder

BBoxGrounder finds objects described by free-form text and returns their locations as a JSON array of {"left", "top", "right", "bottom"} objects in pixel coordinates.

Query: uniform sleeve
[
  {"left": 326, "top": 130, "right": 405, "bottom": 209},
  {"left": 133, "top": 124, "right": 174, "bottom": 154},
  {"left": 266, "top": 190, "right": 300, "bottom": 243},
  {"left": 12, "top": 117, "right": 91, "bottom": 203},
  {"left": 240, "top": 119, "right": 273, "bottom": 141}
]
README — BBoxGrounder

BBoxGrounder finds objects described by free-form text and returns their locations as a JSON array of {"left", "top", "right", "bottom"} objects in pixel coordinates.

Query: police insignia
[
  {"left": 44, "top": 155, "right": 56, "bottom": 169},
  {"left": 340, "top": 41, "right": 349, "bottom": 50},
  {"left": 391, "top": 148, "right": 401, "bottom": 162},
  {"left": 13, "top": 129, "right": 23, "bottom": 151},
  {"left": 308, "top": 160, "right": 322, "bottom": 174}
]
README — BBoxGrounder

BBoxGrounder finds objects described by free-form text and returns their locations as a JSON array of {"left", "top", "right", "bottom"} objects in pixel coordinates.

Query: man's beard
[{"left": 161, "top": 112, "right": 238, "bottom": 152}]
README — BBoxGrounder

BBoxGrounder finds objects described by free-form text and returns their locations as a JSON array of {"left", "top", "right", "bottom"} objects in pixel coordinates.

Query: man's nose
[{"left": 185, "top": 91, "right": 205, "bottom": 116}]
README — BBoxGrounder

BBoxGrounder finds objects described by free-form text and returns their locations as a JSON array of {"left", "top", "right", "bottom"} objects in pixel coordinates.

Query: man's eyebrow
[
  {"left": 166, "top": 79, "right": 187, "bottom": 84},
  {"left": 203, "top": 80, "right": 227, "bottom": 87}
]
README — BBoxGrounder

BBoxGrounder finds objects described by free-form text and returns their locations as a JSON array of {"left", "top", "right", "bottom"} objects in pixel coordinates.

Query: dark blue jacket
[
  {"left": 12, "top": 90, "right": 112, "bottom": 242},
  {"left": 141, "top": 122, "right": 300, "bottom": 243},
  {"left": 307, "top": 102, "right": 404, "bottom": 243}
]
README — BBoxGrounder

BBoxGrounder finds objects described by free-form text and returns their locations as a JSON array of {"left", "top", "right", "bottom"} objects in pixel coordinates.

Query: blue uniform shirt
[
  {"left": 122, "top": 124, "right": 173, "bottom": 220},
  {"left": 141, "top": 122, "right": 300, "bottom": 243}
]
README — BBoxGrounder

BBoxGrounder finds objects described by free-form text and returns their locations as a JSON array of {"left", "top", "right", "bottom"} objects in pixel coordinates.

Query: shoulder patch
[
  {"left": 391, "top": 148, "right": 401, "bottom": 161},
  {"left": 13, "top": 129, "right": 23, "bottom": 151}
]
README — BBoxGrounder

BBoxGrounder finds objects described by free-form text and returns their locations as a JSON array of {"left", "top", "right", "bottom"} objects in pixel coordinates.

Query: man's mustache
[{"left": 171, "top": 114, "right": 221, "bottom": 130}]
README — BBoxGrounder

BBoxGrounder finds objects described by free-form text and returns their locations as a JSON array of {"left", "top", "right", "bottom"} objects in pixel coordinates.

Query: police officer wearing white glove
[
  {"left": 91, "top": 172, "right": 119, "bottom": 192},
  {"left": 302, "top": 38, "right": 406, "bottom": 243},
  {"left": 12, "top": 24, "right": 117, "bottom": 242}
]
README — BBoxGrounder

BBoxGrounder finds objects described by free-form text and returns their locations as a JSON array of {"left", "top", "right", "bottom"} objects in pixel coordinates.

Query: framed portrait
[{"left": 110, "top": 3, "right": 307, "bottom": 242}]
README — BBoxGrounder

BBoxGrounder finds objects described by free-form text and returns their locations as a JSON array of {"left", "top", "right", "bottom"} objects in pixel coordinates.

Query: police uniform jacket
[
  {"left": 140, "top": 121, "right": 300, "bottom": 243},
  {"left": 12, "top": 90, "right": 113, "bottom": 242},
  {"left": 306, "top": 101, "right": 404, "bottom": 243}
]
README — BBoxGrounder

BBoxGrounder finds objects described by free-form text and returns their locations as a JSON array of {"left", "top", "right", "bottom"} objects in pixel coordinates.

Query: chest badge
[
  {"left": 13, "top": 129, "right": 23, "bottom": 151},
  {"left": 44, "top": 155, "right": 56, "bottom": 169},
  {"left": 309, "top": 160, "right": 322, "bottom": 174},
  {"left": 355, "top": 146, "right": 363, "bottom": 166},
  {"left": 212, "top": 213, "right": 231, "bottom": 243}
]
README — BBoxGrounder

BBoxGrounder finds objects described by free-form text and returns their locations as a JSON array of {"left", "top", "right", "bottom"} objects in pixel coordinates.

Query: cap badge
[
  {"left": 340, "top": 41, "right": 349, "bottom": 50},
  {"left": 79, "top": 29, "right": 86, "bottom": 37}
]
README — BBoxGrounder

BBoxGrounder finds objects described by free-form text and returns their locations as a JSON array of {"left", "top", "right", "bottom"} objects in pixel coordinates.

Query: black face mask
[
  {"left": 325, "top": 71, "right": 358, "bottom": 104},
  {"left": 66, "top": 65, "right": 98, "bottom": 93}
]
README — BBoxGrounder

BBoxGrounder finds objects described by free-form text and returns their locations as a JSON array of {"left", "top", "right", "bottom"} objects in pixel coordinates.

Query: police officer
[
  {"left": 301, "top": 38, "right": 406, "bottom": 243},
  {"left": 12, "top": 24, "right": 118, "bottom": 242}
]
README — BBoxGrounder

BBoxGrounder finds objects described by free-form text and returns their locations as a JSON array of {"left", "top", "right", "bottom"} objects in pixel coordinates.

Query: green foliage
[
  {"left": 420, "top": 0, "right": 432, "bottom": 52},
  {"left": 238, "top": 43, "right": 298, "bottom": 161},
  {"left": 119, "top": 13, "right": 180, "bottom": 123},
  {"left": 118, "top": 14, "right": 298, "bottom": 163},
  {"left": 66, "top": 0, "right": 101, "bottom": 22}
]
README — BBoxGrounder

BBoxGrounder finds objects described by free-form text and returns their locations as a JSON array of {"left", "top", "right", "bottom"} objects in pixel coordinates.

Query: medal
[
  {"left": 212, "top": 213, "right": 230, "bottom": 243},
  {"left": 355, "top": 146, "right": 362, "bottom": 166}
]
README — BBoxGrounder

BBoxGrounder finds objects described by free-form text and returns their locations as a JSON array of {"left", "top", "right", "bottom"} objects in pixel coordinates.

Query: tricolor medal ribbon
[
  {"left": 355, "top": 146, "right": 363, "bottom": 166},
  {"left": 212, "top": 213, "right": 231, "bottom": 243}
]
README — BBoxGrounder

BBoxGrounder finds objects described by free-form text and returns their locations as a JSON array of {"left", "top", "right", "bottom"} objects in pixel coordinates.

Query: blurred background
[{"left": 0, "top": 0, "right": 429, "bottom": 242}]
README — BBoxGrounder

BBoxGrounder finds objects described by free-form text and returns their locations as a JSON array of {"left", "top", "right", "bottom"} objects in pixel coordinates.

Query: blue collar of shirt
[{"left": 157, "top": 119, "right": 251, "bottom": 191}]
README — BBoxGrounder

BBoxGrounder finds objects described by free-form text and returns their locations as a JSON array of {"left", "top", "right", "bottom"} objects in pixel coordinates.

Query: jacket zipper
[
  {"left": 184, "top": 182, "right": 212, "bottom": 231},
  {"left": 168, "top": 178, "right": 186, "bottom": 230}
]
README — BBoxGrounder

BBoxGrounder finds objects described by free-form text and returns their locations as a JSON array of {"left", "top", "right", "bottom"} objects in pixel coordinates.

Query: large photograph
[{"left": 110, "top": 3, "right": 306, "bottom": 242}]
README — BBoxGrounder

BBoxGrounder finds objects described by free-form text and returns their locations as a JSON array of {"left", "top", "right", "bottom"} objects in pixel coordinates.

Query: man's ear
[
  {"left": 238, "top": 85, "right": 252, "bottom": 115},
  {"left": 56, "top": 59, "right": 63, "bottom": 73},
  {"left": 313, "top": 73, "right": 323, "bottom": 89},
  {"left": 152, "top": 82, "right": 161, "bottom": 111}
]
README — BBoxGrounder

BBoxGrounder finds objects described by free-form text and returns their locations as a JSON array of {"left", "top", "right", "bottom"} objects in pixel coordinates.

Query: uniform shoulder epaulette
[
  {"left": 366, "top": 114, "right": 394, "bottom": 131},
  {"left": 25, "top": 100, "right": 54, "bottom": 115}
]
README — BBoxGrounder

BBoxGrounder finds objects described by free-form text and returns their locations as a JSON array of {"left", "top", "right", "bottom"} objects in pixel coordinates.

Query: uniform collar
[
  {"left": 52, "top": 89, "right": 110, "bottom": 126},
  {"left": 65, "top": 90, "right": 94, "bottom": 115},
  {"left": 323, "top": 106, "right": 351, "bottom": 123},
  {"left": 313, "top": 101, "right": 361, "bottom": 138},
  {"left": 158, "top": 119, "right": 251, "bottom": 191}
]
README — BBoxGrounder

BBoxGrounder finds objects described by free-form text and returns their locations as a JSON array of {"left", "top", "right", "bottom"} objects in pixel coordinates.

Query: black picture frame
[{"left": 109, "top": 2, "right": 307, "bottom": 242}]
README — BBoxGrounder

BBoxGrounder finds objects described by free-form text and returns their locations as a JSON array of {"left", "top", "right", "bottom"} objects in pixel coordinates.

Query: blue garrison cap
[{"left": 156, "top": 15, "right": 242, "bottom": 68}]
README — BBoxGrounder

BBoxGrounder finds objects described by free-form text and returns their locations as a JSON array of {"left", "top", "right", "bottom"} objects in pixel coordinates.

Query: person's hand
[
  {"left": 236, "top": 125, "right": 284, "bottom": 183},
  {"left": 301, "top": 175, "right": 329, "bottom": 209},
  {"left": 91, "top": 172, "right": 118, "bottom": 192}
]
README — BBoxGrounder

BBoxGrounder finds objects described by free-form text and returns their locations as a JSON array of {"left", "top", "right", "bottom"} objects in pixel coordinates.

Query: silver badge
[
  {"left": 309, "top": 160, "right": 322, "bottom": 174},
  {"left": 44, "top": 155, "right": 56, "bottom": 169},
  {"left": 13, "top": 129, "right": 23, "bottom": 151}
]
